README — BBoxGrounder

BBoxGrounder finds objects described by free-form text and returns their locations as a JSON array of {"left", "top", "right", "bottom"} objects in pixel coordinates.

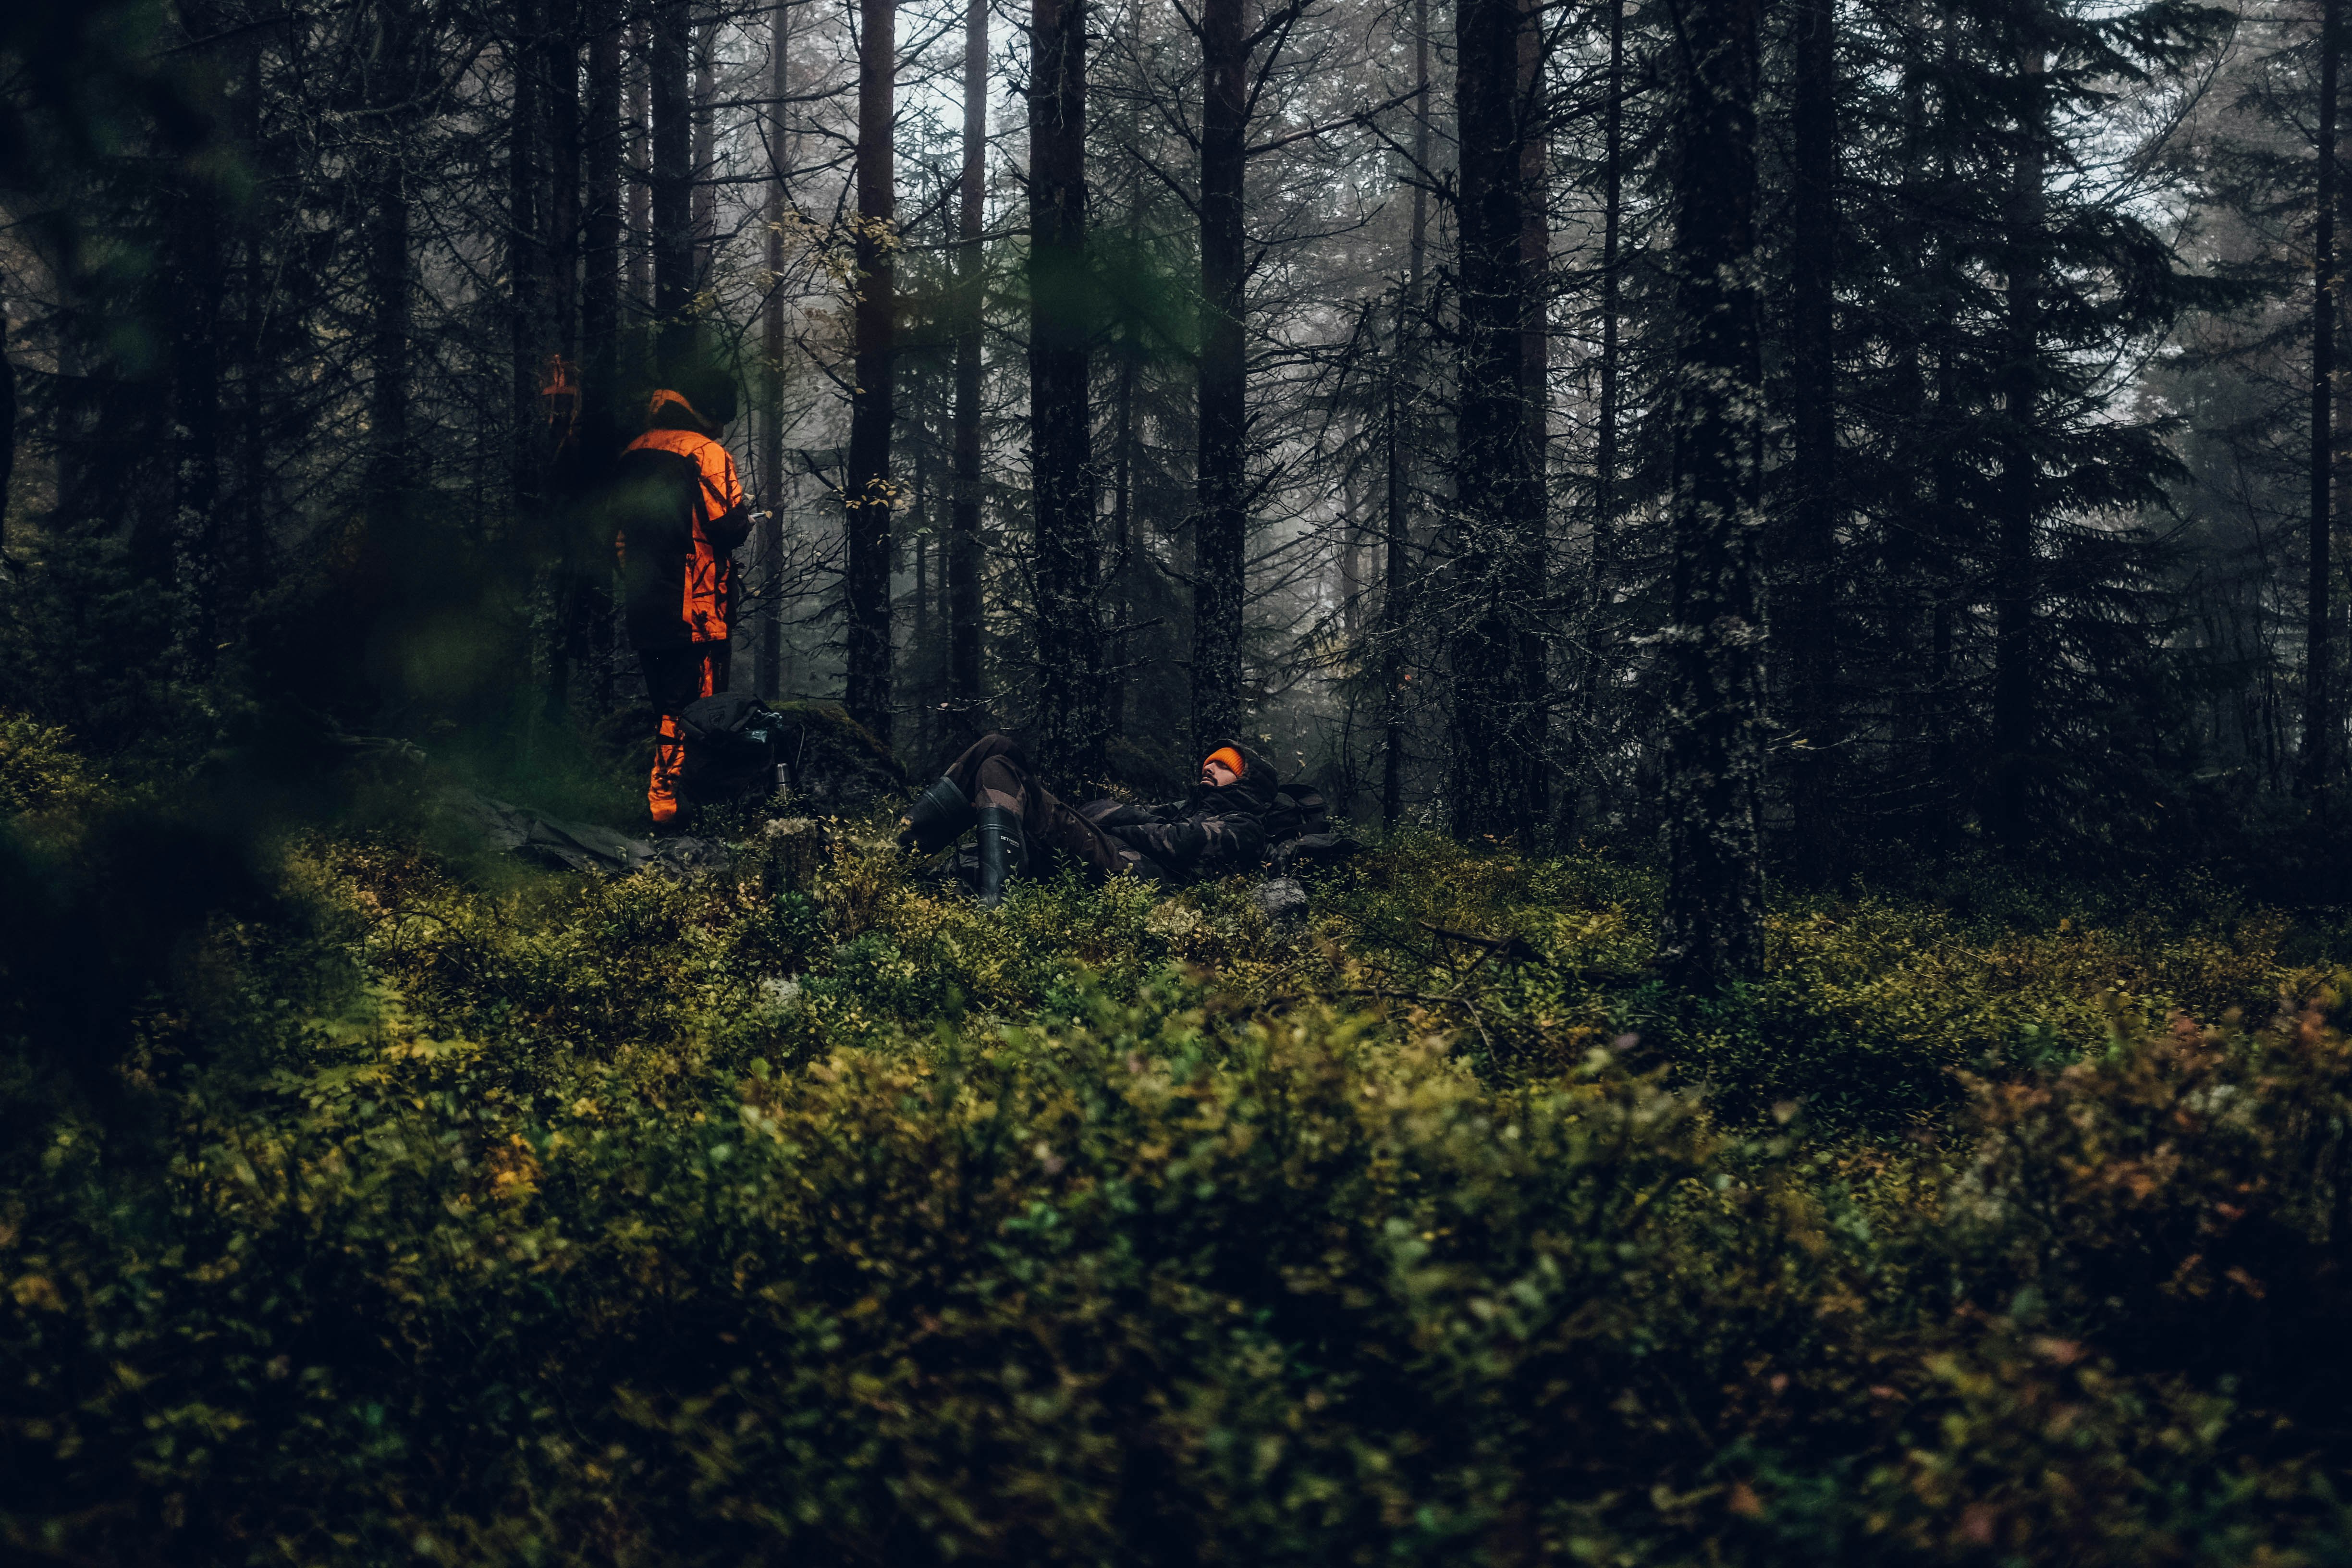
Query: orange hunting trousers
[{"left": 640, "top": 642, "right": 731, "bottom": 825}]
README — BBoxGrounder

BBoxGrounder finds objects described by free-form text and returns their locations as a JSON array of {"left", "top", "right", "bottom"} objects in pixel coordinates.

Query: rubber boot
[
  {"left": 975, "top": 805, "right": 1028, "bottom": 909},
  {"left": 896, "top": 774, "right": 975, "bottom": 853}
]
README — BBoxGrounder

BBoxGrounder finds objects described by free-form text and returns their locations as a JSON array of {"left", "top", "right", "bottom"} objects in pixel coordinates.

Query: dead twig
[{"left": 1420, "top": 921, "right": 1544, "bottom": 965}]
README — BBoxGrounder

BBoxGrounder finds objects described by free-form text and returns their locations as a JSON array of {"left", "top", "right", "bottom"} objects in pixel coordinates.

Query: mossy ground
[{"left": 5, "top": 718, "right": 2352, "bottom": 1564}]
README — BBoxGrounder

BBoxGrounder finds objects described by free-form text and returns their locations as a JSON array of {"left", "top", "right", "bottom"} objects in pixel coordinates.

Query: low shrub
[{"left": 5, "top": 721, "right": 2352, "bottom": 1564}]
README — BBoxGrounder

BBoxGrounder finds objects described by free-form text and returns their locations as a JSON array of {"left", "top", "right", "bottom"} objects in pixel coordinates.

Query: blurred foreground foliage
[{"left": 6, "top": 715, "right": 2352, "bottom": 1564}]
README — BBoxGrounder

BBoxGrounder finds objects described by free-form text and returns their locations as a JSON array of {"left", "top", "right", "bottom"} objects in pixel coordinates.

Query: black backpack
[
  {"left": 1264, "top": 786, "right": 1361, "bottom": 872},
  {"left": 675, "top": 692, "right": 787, "bottom": 807}
]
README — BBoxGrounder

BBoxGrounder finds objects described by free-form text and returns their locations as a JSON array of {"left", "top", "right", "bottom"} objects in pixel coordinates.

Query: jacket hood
[{"left": 1189, "top": 736, "right": 1279, "bottom": 810}]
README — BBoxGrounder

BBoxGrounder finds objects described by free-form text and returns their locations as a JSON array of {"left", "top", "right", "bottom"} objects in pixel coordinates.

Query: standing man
[{"left": 610, "top": 366, "right": 754, "bottom": 828}]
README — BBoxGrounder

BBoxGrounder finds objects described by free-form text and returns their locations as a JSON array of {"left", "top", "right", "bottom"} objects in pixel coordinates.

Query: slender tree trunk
[
  {"left": 233, "top": 34, "right": 270, "bottom": 599},
  {"left": 366, "top": 2, "right": 416, "bottom": 537},
  {"left": 579, "top": 0, "right": 622, "bottom": 710},
  {"left": 1989, "top": 42, "right": 2045, "bottom": 843},
  {"left": 55, "top": 323, "right": 91, "bottom": 535},
  {"left": 911, "top": 414, "right": 931, "bottom": 753},
  {"left": 544, "top": 0, "right": 587, "bottom": 712},
  {"left": 585, "top": 0, "right": 622, "bottom": 456},
  {"left": 1518, "top": 0, "right": 1548, "bottom": 511},
  {"left": 627, "top": 21, "right": 652, "bottom": 342},
  {"left": 1658, "top": 0, "right": 1765, "bottom": 989},
  {"left": 1381, "top": 0, "right": 1430, "bottom": 827},
  {"left": 2308, "top": 0, "right": 2341, "bottom": 800},
  {"left": 512, "top": 0, "right": 543, "bottom": 529},
  {"left": 1408, "top": 0, "right": 1430, "bottom": 311},
  {"left": 948, "top": 0, "right": 988, "bottom": 717},
  {"left": 1925, "top": 0, "right": 1961, "bottom": 833},
  {"left": 1449, "top": 0, "right": 1544, "bottom": 842},
  {"left": 1517, "top": 0, "right": 1550, "bottom": 824},
  {"left": 1785, "top": 0, "right": 1837, "bottom": 866},
  {"left": 1341, "top": 458, "right": 1365, "bottom": 640},
  {"left": 1192, "top": 0, "right": 1248, "bottom": 747},
  {"left": 1884, "top": 0, "right": 1931, "bottom": 810},
  {"left": 692, "top": 12, "right": 718, "bottom": 281},
  {"left": 845, "top": 0, "right": 897, "bottom": 740},
  {"left": 1929, "top": 334, "right": 1957, "bottom": 821},
  {"left": 170, "top": 66, "right": 225, "bottom": 672},
  {"left": 1029, "top": 0, "right": 1102, "bottom": 780},
  {"left": 1383, "top": 303, "right": 1413, "bottom": 826},
  {"left": 549, "top": 2, "right": 580, "bottom": 378},
  {"left": 651, "top": 0, "right": 694, "bottom": 373},
  {"left": 0, "top": 300, "right": 15, "bottom": 516},
  {"left": 1579, "top": 0, "right": 1625, "bottom": 816},
  {"left": 1591, "top": 0, "right": 1624, "bottom": 594},
  {"left": 1110, "top": 337, "right": 1138, "bottom": 737},
  {"left": 760, "top": 0, "right": 793, "bottom": 701}
]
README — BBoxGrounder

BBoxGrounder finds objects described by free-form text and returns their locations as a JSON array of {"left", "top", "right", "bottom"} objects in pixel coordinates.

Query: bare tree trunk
[
  {"left": 544, "top": 0, "right": 587, "bottom": 713},
  {"left": 1381, "top": 0, "right": 1430, "bottom": 827},
  {"left": 366, "top": 1, "right": 416, "bottom": 537},
  {"left": 1191, "top": 0, "right": 1248, "bottom": 747},
  {"left": 913, "top": 430, "right": 931, "bottom": 738},
  {"left": 1925, "top": 0, "right": 1961, "bottom": 834},
  {"left": 511, "top": 0, "right": 543, "bottom": 529},
  {"left": 1110, "top": 338, "right": 1138, "bottom": 738},
  {"left": 1591, "top": 0, "right": 1623, "bottom": 588},
  {"left": 232, "top": 33, "right": 270, "bottom": 599},
  {"left": 1880, "top": 0, "right": 1926, "bottom": 801},
  {"left": 692, "top": 11, "right": 718, "bottom": 281},
  {"left": 1989, "top": 42, "right": 2045, "bottom": 843},
  {"left": 1517, "top": 0, "right": 1547, "bottom": 516},
  {"left": 760, "top": 0, "right": 793, "bottom": 701},
  {"left": 579, "top": 0, "right": 622, "bottom": 710},
  {"left": 948, "top": 0, "right": 988, "bottom": 717},
  {"left": 1449, "top": 0, "right": 1545, "bottom": 842},
  {"left": 170, "top": 39, "right": 225, "bottom": 674},
  {"left": 546, "top": 0, "right": 580, "bottom": 371},
  {"left": 1658, "top": 0, "right": 1764, "bottom": 989},
  {"left": 55, "top": 324, "right": 91, "bottom": 535},
  {"left": 1383, "top": 305, "right": 1413, "bottom": 827},
  {"left": 1517, "top": 0, "right": 1550, "bottom": 820},
  {"left": 1029, "top": 0, "right": 1102, "bottom": 780},
  {"left": 845, "top": 0, "right": 897, "bottom": 740},
  {"left": 585, "top": 0, "right": 623, "bottom": 458},
  {"left": 1784, "top": 0, "right": 1837, "bottom": 865},
  {"left": 627, "top": 19, "right": 652, "bottom": 343},
  {"left": 0, "top": 300, "right": 14, "bottom": 517},
  {"left": 2308, "top": 0, "right": 2341, "bottom": 801},
  {"left": 1578, "top": 0, "right": 1625, "bottom": 815},
  {"left": 651, "top": 0, "right": 694, "bottom": 373},
  {"left": 1341, "top": 457, "right": 1364, "bottom": 642}
]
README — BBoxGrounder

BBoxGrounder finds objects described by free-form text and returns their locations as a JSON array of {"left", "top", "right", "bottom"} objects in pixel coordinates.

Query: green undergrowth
[{"left": 6, "top": 719, "right": 2352, "bottom": 1564}]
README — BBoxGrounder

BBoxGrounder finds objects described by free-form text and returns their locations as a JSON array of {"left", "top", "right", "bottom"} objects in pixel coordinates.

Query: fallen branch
[{"left": 1420, "top": 922, "right": 1544, "bottom": 965}]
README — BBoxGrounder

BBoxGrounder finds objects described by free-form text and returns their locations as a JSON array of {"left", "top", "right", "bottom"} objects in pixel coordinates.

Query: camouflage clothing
[
  {"left": 1081, "top": 738, "right": 1281, "bottom": 884},
  {"left": 938, "top": 734, "right": 1130, "bottom": 881}
]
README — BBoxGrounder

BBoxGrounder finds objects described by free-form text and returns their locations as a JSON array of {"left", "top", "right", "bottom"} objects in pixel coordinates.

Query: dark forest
[{"left": 9, "top": 0, "right": 2352, "bottom": 1556}]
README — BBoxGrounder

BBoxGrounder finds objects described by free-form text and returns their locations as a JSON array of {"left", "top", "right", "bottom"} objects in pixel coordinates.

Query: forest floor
[{"left": 6, "top": 710, "right": 2352, "bottom": 1564}]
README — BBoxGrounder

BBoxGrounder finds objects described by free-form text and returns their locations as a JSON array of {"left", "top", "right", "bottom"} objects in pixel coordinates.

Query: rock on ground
[{"left": 1253, "top": 875, "right": 1309, "bottom": 928}]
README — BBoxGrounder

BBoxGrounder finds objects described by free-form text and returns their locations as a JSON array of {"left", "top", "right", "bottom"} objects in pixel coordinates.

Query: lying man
[{"left": 898, "top": 733, "right": 1280, "bottom": 906}]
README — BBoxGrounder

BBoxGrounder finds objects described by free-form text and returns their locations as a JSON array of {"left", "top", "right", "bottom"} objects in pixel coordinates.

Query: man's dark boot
[
  {"left": 975, "top": 805, "right": 1027, "bottom": 908},
  {"left": 897, "top": 775, "right": 975, "bottom": 853}
]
